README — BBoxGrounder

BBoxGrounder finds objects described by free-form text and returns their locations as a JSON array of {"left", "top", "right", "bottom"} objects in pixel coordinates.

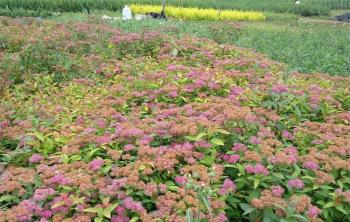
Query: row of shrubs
[
  {"left": 130, "top": 4, "right": 266, "bottom": 21},
  {"left": 0, "top": 0, "right": 349, "bottom": 17}
]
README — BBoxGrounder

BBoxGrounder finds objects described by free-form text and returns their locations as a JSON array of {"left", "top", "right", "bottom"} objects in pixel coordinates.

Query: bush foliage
[{"left": 1, "top": 17, "right": 350, "bottom": 222}]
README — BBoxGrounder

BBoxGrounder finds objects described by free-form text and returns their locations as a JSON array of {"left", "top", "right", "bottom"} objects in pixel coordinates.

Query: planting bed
[{"left": 1, "top": 17, "right": 350, "bottom": 222}]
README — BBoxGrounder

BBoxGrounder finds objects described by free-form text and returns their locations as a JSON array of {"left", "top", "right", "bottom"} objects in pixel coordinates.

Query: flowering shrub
[
  {"left": 130, "top": 4, "right": 266, "bottom": 21},
  {"left": 1, "top": 17, "right": 350, "bottom": 222}
]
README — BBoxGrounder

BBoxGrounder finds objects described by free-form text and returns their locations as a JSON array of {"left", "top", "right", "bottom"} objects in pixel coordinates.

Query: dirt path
[{"left": 298, "top": 17, "right": 350, "bottom": 28}]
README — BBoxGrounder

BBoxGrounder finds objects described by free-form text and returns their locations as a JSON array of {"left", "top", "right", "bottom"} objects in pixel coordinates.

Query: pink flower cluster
[
  {"left": 123, "top": 197, "right": 146, "bottom": 214},
  {"left": 307, "top": 206, "right": 321, "bottom": 218},
  {"left": 29, "top": 154, "right": 44, "bottom": 163},
  {"left": 231, "top": 143, "right": 247, "bottom": 152},
  {"left": 144, "top": 182, "right": 158, "bottom": 196},
  {"left": 335, "top": 189, "right": 350, "bottom": 202},
  {"left": 249, "top": 136, "right": 261, "bottom": 145},
  {"left": 100, "top": 178, "right": 127, "bottom": 196},
  {"left": 303, "top": 161, "right": 319, "bottom": 171},
  {"left": 89, "top": 158, "right": 104, "bottom": 171},
  {"left": 222, "top": 154, "right": 240, "bottom": 164},
  {"left": 271, "top": 185, "right": 284, "bottom": 197},
  {"left": 218, "top": 178, "right": 236, "bottom": 195},
  {"left": 288, "top": 179, "right": 305, "bottom": 189},
  {"left": 282, "top": 130, "right": 294, "bottom": 141},
  {"left": 271, "top": 84, "right": 289, "bottom": 94},
  {"left": 112, "top": 205, "right": 129, "bottom": 222},
  {"left": 175, "top": 176, "right": 187, "bottom": 185},
  {"left": 33, "top": 188, "right": 56, "bottom": 201},
  {"left": 245, "top": 164, "right": 269, "bottom": 175},
  {"left": 50, "top": 174, "right": 70, "bottom": 185}
]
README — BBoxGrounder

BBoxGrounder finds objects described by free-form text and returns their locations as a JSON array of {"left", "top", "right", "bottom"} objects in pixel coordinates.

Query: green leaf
[
  {"left": 186, "top": 132, "right": 207, "bottom": 141},
  {"left": 185, "top": 135, "right": 197, "bottom": 141},
  {"left": 291, "top": 165, "right": 301, "bottom": 178},
  {"left": 196, "top": 132, "right": 208, "bottom": 140},
  {"left": 186, "top": 208, "right": 194, "bottom": 222},
  {"left": 253, "top": 178, "right": 260, "bottom": 189},
  {"left": 94, "top": 218, "right": 103, "bottom": 222},
  {"left": 88, "top": 148, "right": 101, "bottom": 158},
  {"left": 291, "top": 214, "right": 308, "bottom": 222},
  {"left": 272, "top": 172, "right": 285, "bottom": 179},
  {"left": 323, "top": 202, "right": 335, "bottom": 208},
  {"left": 61, "top": 153, "right": 69, "bottom": 163},
  {"left": 102, "top": 207, "right": 112, "bottom": 218},
  {"left": 101, "top": 164, "right": 113, "bottom": 174},
  {"left": 34, "top": 131, "right": 45, "bottom": 142},
  {"left": 103, "top": 203, "right": 119, "bottom": 218},
  {"left": 69, "top": 154, "right": 82, "bottom": 161},
  {"left": 201, "top": 196, "right": 212, "bottom": 217},
  {"left": 240, "top": 203, "right": 255, "bottom": 215},
  {"left": 130, "top": 216, "right": 139, "bottom": 222},
  {"left": 336, "top": 205, "right": 348, "bottom": 215},
  {"left": 71, "top": 196, "right": 85, "bottom": 205},
  {"left": 0, "top": 194, "right": 16, "bottom": 202},
  {"left": 60, "top": 185, "right": 73, "bottom": 191},
  {"left": 210, "top": 138, "right": 224, "bottom": 146},
  {"left": 51, "top": 201, "right": 66, "bottom": 209},
  {"left": 200, "top": 155, "right": 215, "bottom": 166},
  {"left": 83, "top": 207, "right": 99, "bottom": 213},
  {"left": 169, "top": 185, "right": 178, "bottom": 191},
  {"left": 96, "top": 207, "right": 104, "bottom": 218},
  {"left": 215, "top": 129, "right": 231, "bottom": 135}
]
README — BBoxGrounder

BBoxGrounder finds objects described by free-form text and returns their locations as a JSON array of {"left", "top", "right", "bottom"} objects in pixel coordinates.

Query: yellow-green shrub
[{"left": 130, "top": 4, "right": 265, "bottom": 21}]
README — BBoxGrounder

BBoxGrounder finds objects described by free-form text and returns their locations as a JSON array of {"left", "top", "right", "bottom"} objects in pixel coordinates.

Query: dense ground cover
[
  {"left": 53, "top": 13, "right": 350, "bottom": 76},
  {"left": 0, "top": 0, "right": 349, "bottom": 17},
  {"left": 1, "top": 17, "right": 350, "bottom": 222}
]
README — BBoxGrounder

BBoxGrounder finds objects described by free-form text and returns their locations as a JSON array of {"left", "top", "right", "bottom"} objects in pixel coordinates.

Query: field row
[
  {"left": 0, "top": 0, "right": 350, "bottom": 17},
  {"left": 130, "top": 4, "right": 266, "bottom": 21}
]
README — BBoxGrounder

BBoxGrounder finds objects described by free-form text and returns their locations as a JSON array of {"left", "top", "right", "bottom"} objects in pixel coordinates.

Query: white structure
[{"left": 122, "top": 5, "right": 132, "bottom": 20}]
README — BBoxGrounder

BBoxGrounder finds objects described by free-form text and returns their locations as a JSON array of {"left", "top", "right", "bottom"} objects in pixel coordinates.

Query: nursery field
[
  {"left": 0, "top": 0, "right": 350, "bottom": 17},
  {"left": 1, "top": 14, "right": 350, "bottom": 222},
  {"left": 93, "top": 14, "right": 349, "bottom": 76}
]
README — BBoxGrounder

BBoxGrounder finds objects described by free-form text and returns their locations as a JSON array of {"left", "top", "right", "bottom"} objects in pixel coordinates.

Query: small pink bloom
[
  {"left": 230, "top": 86, "right": 244, "bottom": 96},
  {"left": 159, "top": 184, "right": 167, "bottom": 193},
  {"left": 175, "top": 176, "right": 187, "bottom": 185},
  {"left": 307, "top": 206, "right": 321, "bottom": 219},
  {"left": 124, "top": 144, "right": 135, "bottom": 151},
  {"left": 231, "top": 143, "right": 247, "bottom": 152},
  {"left": 83, "top": 127, "right": 96, "bottom": 134},
  {"left": 38, "top": 210, "right": 52, "bottom": 219},
  {"left": 303, "top": 161, "right": 319, "bottom": 171},
  {"left": 115, "top": 205, "right": 126, "bottom": 215},
  {"left": 89, "top": 158, "right": 104, "bottom": 171},
  {"left": 288, "top": 179, "right": 304, "bottom": 189},
  {"left": 223, "top": 154, "right": 240, "bottom": 164},
  {"left": 219, "top": 178, "right": 236, "bottom": 195},
  {"left": 271, "top": 186, "right": 284, "bottom": 197},
  {"left": 29, "top": 154, "right": 44, "bottom": 163},
  {"left": 97, "top": 118, "right": 107, "bottom": 128},
  {"left": 271, "top": 84, "right": 289, "bottom": 94},
  {"left": 216, "top": 212, "right": 228, "bottom": 221},
  {"left": 282, "top": 130, "right": 294, "bottom": 141},
  {"left": 250, "top": 136, "right": 261, "bottom": 145}
]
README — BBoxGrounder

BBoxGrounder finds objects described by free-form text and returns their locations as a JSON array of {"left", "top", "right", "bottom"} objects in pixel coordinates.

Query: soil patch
[{"left": 334, "top": 12, "right": 350, "bottom": 22}]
